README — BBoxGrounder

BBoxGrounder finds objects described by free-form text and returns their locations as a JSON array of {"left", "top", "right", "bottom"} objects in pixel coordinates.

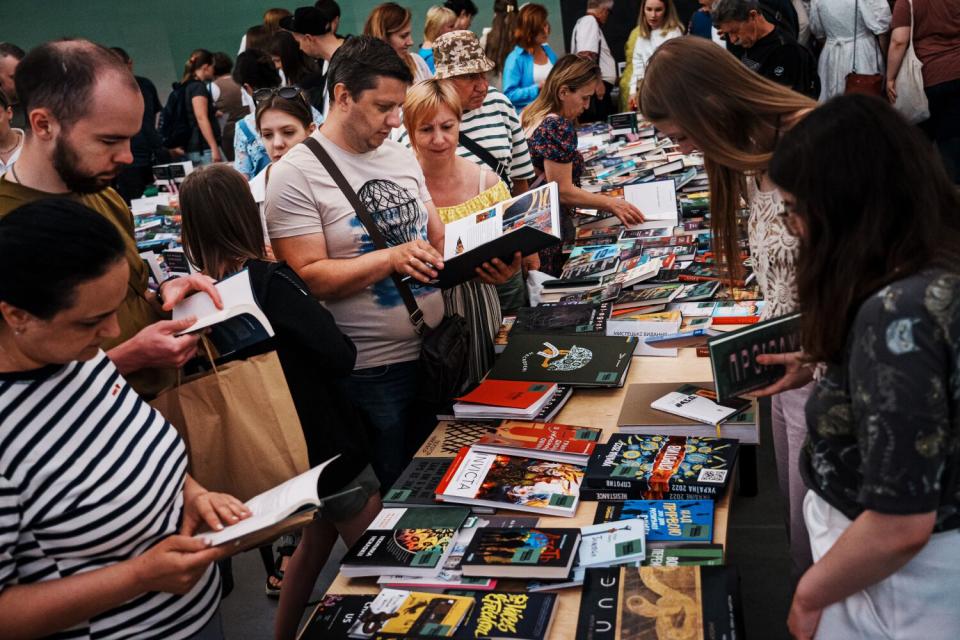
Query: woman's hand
[
  {"left": 390, "top": 239, "right": 444, "bottom": 283},
  {"left": 604, "top": 198, "right": 645, "bottom": 226},
  {"left": 476, "top": 252, "right": 522, "bottom": 285},
  {"left": 181, "top": 490, "right": 251, "bottom": 536},
  {"left": 628, "top": 94, "right": 638, "bottom": 110},
  {"left": 747, "top": 352, "right": 814, "bottom": 397},
  {"left": 159, "top": 274, "right": 223, "bottom": 311},
  {"left": 131, "top": 535, "right": 229, "bottom": 595},
  {"left": 211, "top": 149, "right": 223, "bottom": 163},
  {"left": 886, "top": 79, "right": 898, "bottom": 104},
  {"left": 787, "top": 592, "right": 823, "bottom": 640},
  {"left": 522, "top": 253, "right": 541, "bottom": 274}
]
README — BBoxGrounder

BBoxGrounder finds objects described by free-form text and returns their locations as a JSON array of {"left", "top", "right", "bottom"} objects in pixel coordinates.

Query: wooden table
[{"left": 322, "top": 349, "right": 731, "bottom": 638}]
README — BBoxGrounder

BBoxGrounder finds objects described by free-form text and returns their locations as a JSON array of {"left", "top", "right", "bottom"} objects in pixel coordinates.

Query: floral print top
[
  {"left": 801, "top": 270, "right": 960, "bottom": 532},
  {"left": 527, "top": 115, "right": 585, "bottom": 187}
]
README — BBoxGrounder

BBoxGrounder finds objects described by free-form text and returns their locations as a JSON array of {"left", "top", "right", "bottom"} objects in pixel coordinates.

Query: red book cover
[
  {"left": 473, "top": 421, "right": 602, "bottom": 457},
  {"left": 457, "top": 380, "right": 556, "bottom": 409}
]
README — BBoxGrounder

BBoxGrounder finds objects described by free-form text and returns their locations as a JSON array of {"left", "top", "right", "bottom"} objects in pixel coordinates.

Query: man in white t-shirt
[
  {"left": 266, "top": 35, "right": 445, "bottom": 487},
  {"left": 571, "top": 0, "right": 616, "bottom": 122}
]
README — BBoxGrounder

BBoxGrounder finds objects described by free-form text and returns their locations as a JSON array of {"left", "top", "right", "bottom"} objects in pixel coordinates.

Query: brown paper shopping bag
[{"left": 152, "top": 350, "right": 309, "bottom": 501}]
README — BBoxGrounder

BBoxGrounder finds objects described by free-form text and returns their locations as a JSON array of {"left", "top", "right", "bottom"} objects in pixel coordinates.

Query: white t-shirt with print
[{"left": 265, "top": 130, "right": 444, "bottom": 369}]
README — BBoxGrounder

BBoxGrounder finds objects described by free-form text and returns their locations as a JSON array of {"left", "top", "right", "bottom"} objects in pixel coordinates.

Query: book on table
[
  {"left": 707, "top": 312, "right": 802, "bottom": 403},
  {"left": 575, "top": 565, "right": 744, "bottom": 640},
  {"left": 593, "top": 499, "right": 715, "bottom": 545},
  {"left": 460, "top": 527, "right": 581, "bottom": 579},
  {"left": 577, "top": 519, "right": 647, "bottom": 568},
  {"left": 606, "top": 309, "right": 682, "bottom": 358},
  {"left": 437, "top": 182, "right": 560, "bottom": 289},
  {"left": 487, "top": 333, "right": 637, "bottom": 388},
  {"left": 616, "top": 382, "right": 759, "bottom": 444},
  {"left": 383, "top": 457, "right": 475, "bottom": 510},
  {"left": 511, "top": 302, "right": 612, "bottom": 335},
  {"left": 436, "top": 447, "right": 583, "bottom": 517},
  {"left": 623, "top": 179, "right": 679, "bottom": 229},
  {"left": 339, "top": 506, "right": 471, "bottom": 577},
  {"left": 584, "top": 434, "right": 739, "bottom": 501},
  {"left": 644, "top": 543, "right": 724, "bottom": 567},
  {"left": 612, "top": 283, "right": 683, "bottom": 310},
  {"left": 650, "top": 383, "right": 752, "bottom": 427},
  {"left": 171, "top": 268, "right": 274, "bottom": 357},
  {"left": 345, "top": 588, "right": 475, "bottom": 638},
  {"left": 453, "top": 380, "right": 558, "bottom": 420},
  {"left": 470, "top": 420, "right": 602, "bottom": 465}
]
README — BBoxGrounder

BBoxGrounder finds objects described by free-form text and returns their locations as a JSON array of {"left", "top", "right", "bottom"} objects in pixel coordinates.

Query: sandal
[{"left": 264, "top": 535, "right": 298, "bottom": 598}]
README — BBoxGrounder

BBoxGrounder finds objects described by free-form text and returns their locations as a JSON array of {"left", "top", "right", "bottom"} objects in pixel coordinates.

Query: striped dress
[{"left": 0, "top": 352, "right": 220, "bottom": 639}]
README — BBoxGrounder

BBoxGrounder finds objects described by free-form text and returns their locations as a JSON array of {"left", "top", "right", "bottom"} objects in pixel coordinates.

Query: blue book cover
[{"left": 592, "top": 499, "right": 714, "bottom": 542}]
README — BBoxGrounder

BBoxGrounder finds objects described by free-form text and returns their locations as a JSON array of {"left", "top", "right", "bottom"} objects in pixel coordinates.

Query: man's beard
[{"left": 52, "top": 136, "right": 115, "bottom": 194}]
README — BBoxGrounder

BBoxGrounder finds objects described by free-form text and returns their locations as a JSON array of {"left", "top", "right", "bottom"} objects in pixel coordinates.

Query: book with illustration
[
  {"left": 512, "top": 303, "right": 612, "bottom": 335},
  {"left": 488, "top": 333, "right": 637, "bottom": 388},
  {"left": 577, "top": 519, "right": 646, "bottom": 568},
  {"left": 471, "top": 421, "right": 602, "bottom": 465},
  {"left": 593, "top": 500, "right": 714, "bottom": 544},
  {"left": 346, "top": 589, "right": 475, "bottom": 638},
  {"left": 383, "top": 457, "right": 454, "bottom": 509},
  {"left": 460, "top": 527, "right": 580, "bottom": 579},
  {"left": 453, "top": 591, "right": 558, "bottom": 640}
]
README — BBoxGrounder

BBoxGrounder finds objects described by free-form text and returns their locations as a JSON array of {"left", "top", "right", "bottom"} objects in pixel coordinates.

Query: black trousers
[
  {"left": 922, "top": 78, "right": 960, "bottom": 184},
  {"left": 580, "top": 80, "right": 616, "bottom": 124}
]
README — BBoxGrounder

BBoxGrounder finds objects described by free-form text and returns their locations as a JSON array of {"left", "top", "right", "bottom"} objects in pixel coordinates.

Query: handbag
[
  {"left": 844, "top": 0, "right": 884, "bottom": 97},
  {"left": 893, "top": 0, "right": 930, "bottom": 124},
  {"left": 301, "top": 136, "right": 470, "bottom": 405}
]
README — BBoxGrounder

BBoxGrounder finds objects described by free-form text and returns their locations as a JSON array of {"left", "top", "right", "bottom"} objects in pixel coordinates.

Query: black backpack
[{"left": 158, "top": 82, "right": 192, "bottom": 149}]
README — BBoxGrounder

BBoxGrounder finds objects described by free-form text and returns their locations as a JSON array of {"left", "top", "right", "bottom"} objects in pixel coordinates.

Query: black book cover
[
  {"left": 342, "top": 507, "right": 470, "bottom": 572},
  {"left": 451, "top": 591, "right": 558, "bottom": 640},
  {"left": 439, "top": 226, "right": 561, "bottom": 289},
  {"left": 584, "top": 435, "right": 738, "bottom": 499},
  {"left": 579, "top": 486, "right": 717, "bottom": 502},
  {"left": 300, "top": 594, "right": 377, "bottom": 639},
  {"left": 488, "top": 333, "right": 637, "bottom": 388},
  {"left": 513, "top": 303, "right": 612, "bottom": 335},
  {"left": 708, "top": 312, "right": 802, "bottom": 403},
  {"left": 575, "top": 565, "right": 743, "bottom": 639},
  {"left": 462, "top": 528, "right": 579, "bottom": 569},
  {"left": 383, "top": 458, "right": 452, "bottom": 508}
]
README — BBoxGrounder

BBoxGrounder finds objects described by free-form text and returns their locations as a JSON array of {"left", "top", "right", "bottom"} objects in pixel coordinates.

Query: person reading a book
[
  {"left": 0, "top": 39, "right": 224, "bottom": 399},
  {"left": 265, "top": 36, "right": 444, "bottom": 490},
  {"left": 0, "top": 199, "right": 249, "bottom": 638},
  {"left": 641, "top": 35, "right": 817, "bottom": 576},
  {"left": 756, "top": 95, "right": 960, "bottom": 640},
  {"left": 179, "top": 164, "right": 383, "bottom": 640},
  {"left": 404, "top": 78, "right": 521, "bottom": 390},
  {"left": 521, "top": 55, "right": 645, "bottom": 275}
]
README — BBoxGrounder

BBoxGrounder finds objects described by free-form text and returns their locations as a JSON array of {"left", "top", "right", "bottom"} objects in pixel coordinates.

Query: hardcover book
[
  {"left": 575, "top": 566, "right": 744, "bottom": 639},
  {"left": 612, "top": 284, "right": 682, "bottom": 310},
  {"left": 512, "top": 303, "right": 612, "bottom": 335},
  {"left": 471, "top": 421, "right": 602, "bottom": 464},
  {"left": 584, "top": 434, "right": 739, "bottom": 500},
  {"left": 435, "top": 448, "right": 583, "bottom": 517},
  {"left": 642, "top": 544, "right": 724, "bottom": 567},
  {"left": 592, "top": 500, "right": 714, "bottom": 544},
  {"left": 488, "top": 333, "right": 637, "bottom": 388},
  {"left": 461, "top": 527, "right": 580, "bottom": 579},
  {"left": 707, "top": 312, "right": 802, "bottom": 403},
  {"left": 383, "top": 458, "right": 453, "bottom": 509},
  {"left": 453, "top": 591, "right": 558, "bottom": 640}
]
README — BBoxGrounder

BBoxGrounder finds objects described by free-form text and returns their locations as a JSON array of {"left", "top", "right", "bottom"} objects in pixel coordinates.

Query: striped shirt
[
  {"left": 0, "top": 352, "right": 219, "bottom": 639},
  {"left": 397, "top": 87, "right": 536, "bottom": 184}
]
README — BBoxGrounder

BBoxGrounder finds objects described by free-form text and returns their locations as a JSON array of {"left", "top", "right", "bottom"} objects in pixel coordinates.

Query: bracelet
[{"left": 157, "top": 275, "right": 181, "bottom": 302}]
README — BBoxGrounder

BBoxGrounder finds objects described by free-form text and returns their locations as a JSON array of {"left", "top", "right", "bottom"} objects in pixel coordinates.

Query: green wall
[{"left": 1, "top": 0, "right": 564, "bottom": 97}]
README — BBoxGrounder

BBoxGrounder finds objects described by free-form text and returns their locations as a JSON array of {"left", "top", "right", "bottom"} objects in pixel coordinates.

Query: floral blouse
[
  {"left": 527, "top": 115, "right": 585, "bottom": 187},
  {"left": 801, "top": 270, "right": 960, "bottom": 533}
]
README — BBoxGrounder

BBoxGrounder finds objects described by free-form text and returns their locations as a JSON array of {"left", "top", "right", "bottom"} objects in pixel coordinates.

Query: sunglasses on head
[{"left": 253, "top": 86, "right": 306, "bottom": 105}]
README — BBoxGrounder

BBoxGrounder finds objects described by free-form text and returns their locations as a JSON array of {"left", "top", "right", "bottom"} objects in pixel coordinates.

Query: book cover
[
  {"left": 578, "top": 520, "right": 646, "bottom": 567},
  {"left": 347, "top": 589, "right": 475, "bottom": 638},
  {"left": 488, "top": 333, "right": 637, "bottom": 388},
  {"left": 707, "top": 312, "right": 802, "bottom": 403},
  {"left": 709, "top": 301, "right": 765, "bottom": 325},
  {"left": 533, "top": 385, "right": 574, "bottom": 423},
  {"left": 642, "top": 544, "right": 724, "bottom": 567},
  {"left": 584, "top": 434, "right": 738, "bottom": 500},
  {"left": 383, "top": 458, "right": 453, "bottom": 508},
  {"left": 417, "top": 421, "right": 501, "bottom": 458},
  {"left": 341, "top": 507, "right": 471, "bottom": 577},
  {"left": 650, "top": 384, "right": 751, "bottom": 426},
  {"left": 472, "top": 421, "right": 601, "bottom": 463},
  {"left": 435, "top": 448, "right": 583, "bottom": 517},
  {"left": 612, "top": 284, "right": 682, "bottom": 309},
  {"left": 457, "top": 380, "right": 557, "bottom": 410},
  {"left": 512, "top": 303, "right": 612, "bottom": 335},
  {"left": 461, "top": 528, "right": 580, "bottom": 578},
  {"left": 554, "top": 283, "right": 623, "bottom": 306},
  {"left": 575, "top": 566, "right": 743, "bottom": 640},
  {"left": 300, "top": 594, "right": 377, "bottom": 639},
  {"left": 494, "top": 316, "right": 516, "bottom": 354},
  {"left": 454, "top": 592, "right": 558, "bottom": 640},
  {"left": 592, "top": 500, "right": 714, "bottom": 543}
]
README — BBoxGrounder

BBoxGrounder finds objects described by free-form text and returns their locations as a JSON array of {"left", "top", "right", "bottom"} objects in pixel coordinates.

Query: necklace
[{"left": 0, "top": 130, "right": 21, "bottom": 155}]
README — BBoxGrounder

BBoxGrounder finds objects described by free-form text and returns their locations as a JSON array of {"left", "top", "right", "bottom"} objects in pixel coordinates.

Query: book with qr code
[
  {"left": 584, "top": 434, "right": 739, "bottom": 500},
  {"left": 592, "top": 500, "right": 714, "bottom": 545}
]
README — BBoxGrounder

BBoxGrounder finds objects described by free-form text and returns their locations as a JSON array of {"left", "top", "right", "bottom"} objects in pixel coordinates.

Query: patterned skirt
[{"left": 442, "top": 280, "right": 502, "bottom": 391}]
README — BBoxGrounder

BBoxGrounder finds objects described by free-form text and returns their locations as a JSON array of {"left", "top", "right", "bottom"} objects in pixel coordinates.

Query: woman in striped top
[{"left": 0, "top": 199, "right": 248, "bottom": 639}]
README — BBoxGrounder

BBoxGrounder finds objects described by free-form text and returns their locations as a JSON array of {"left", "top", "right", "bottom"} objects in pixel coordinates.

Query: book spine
[
  {"left": 580, "top": 486, "right": 722, "bottom": 501},
  {"left": 436, "top": 446, "right": 470, "bottom": 495}
]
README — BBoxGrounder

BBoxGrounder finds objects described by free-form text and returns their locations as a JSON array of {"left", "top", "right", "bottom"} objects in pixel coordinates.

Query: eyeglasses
[{"left": 253, "top": 86, "right": 307, "bottom": 106}]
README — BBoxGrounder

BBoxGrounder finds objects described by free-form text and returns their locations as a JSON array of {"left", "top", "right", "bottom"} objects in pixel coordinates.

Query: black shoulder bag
[
  {"left": 302, "top": 137, "right": 470, "bottom": 404},
  {"left": 458, "top": 133, "right": 513, "bottom": 190}
]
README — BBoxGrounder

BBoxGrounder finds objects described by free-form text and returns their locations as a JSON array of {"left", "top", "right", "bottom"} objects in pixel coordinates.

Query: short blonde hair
[
  {"left": 402, "top": 79, "right": 463, "bottom": 152},
  {"left": 424, "top": 5, "right": 457, "bottom": 42}
]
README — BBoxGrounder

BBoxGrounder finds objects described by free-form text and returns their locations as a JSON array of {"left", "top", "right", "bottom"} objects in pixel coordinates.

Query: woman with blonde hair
[
  {"left": 364, "top": 2, "right": 433, "bottom": 83},
  {"left": 626, "top": 0, "right": 684, "bottom": 109},
  {"left": 419, "top": 5, "right": 457, "bottom": 73},
  {"left": 404, "top": 79, "right": 520, "bottom": 388},
  {"left": 522, "top": 55, "right": 644, "bottom": 274},
  {"left": 641, "top": 35, "right": 817, "bottom": 576}
]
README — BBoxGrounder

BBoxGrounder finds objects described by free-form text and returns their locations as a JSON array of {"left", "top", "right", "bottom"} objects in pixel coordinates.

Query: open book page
[
  {"left": 443, "top": 205, "right": 503, "bottom": 260},
  {"left": 197, "top": 456, "right": 339, "bottom": 546},
  {"left": 500, "top": 182, "right": 559, "bottom": 236},
  {"left": 624, "top": 180, "right": 678, "bottom": 224},
  {"left": 172, "top": 269, "right": 274, "bottom": 338}
]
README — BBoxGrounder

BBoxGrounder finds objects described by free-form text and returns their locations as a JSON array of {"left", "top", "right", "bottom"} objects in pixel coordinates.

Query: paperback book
[
  {"left": 471, "top": 421, "right": 602, "bottom": 465},
  {"left": 452, "top": 591, "right": 558, "bottom": 640},
  {"left": 650, "top": 384, "right": 752, "bottom": 427},
  {"left": 488, "top": 333, "right": 637, "bottom": 388},
  {"left": 383, "top": 457, "right": 453, "bottom": 509},
  {"left": 577, "top": 520, "right": 646, "bottom": 568},
  {"left": 592, "top": 500, "right": 714, "bottom": 544},
  {"left": 512, "top": 303, "right": 612, "bottom": 335},
  {"left": 454, "top": 380, "right": 558, "bottom": 420},
  {"left": 643, "top": 544, "right": 724, "bottom": 567},
  {"left": 347, "top": 589, "right": 475, "bottom": 638},
  {"left": 460, "top": 527, "right": 581, "bottom": 579}
]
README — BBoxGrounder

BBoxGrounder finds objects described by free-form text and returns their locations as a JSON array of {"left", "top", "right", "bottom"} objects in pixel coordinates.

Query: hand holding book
[
  {"left": 746, "top": 351, "right": 815, "bottom": 397},
  {"left": 390, "top": 238, "right": 444, "bottom": 284}
]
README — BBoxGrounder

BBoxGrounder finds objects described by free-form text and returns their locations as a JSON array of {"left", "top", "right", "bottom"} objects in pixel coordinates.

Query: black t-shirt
[
  {"left": 740, "top": 28, "right": 820, "bottom": 98},
  {"left": 184, "top": 79, "right": 222, "bottom": 151},
  {"left": 131, "top": 76, "right": 164, "bottom": 167},
  {"left": 801, "top": 270, "right": 960, "bottom": 533}
]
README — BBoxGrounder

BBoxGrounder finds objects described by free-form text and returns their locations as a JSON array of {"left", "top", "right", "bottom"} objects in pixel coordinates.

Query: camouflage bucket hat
[{"left": 433, "top": 30, "right": 496, "bottom": 79}]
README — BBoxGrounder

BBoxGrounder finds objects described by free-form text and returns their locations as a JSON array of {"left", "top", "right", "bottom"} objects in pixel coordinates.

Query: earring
[{"left": 13, "top": 327, "right": 24, "bottom": 335}]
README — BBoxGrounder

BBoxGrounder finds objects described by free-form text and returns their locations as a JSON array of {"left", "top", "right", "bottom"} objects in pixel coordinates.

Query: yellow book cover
[{"left": 379, "top": 591, "right": 475, "bottom": 635}]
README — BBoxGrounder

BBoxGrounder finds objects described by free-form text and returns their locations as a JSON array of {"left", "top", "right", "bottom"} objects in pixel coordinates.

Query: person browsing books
[
  {"left": 626, "top": 0, "right": 684, "bottom": 110},
  {"left": 265, "top": 36, "right": 444, "bottom": 490},
  {"left": 501, "top": 4, "right": 558, "bottom": 110},
  {"left": 521, "top": 55, "right": 645, "bottom": 275},
  {"left": 0, "top": 39, "right": 223, "bottom": 398},
  {"left": 0, "top": 199, "right": 249, "bottom": 639},
  {"left": 641, "top": 35, "right": 817, "bottom": 576},
  {"left": 178, "top": 164, "right": 383, "bottom": 640},
  {"left": 758, "top": 95, "right": 960, "bottom": 640},
  {"left": 404, "top": 79, "right": 522, "bottom": 390}
]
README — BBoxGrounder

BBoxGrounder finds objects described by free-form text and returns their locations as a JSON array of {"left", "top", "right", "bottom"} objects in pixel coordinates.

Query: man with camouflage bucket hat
[{"left": 396, "top": 29, "right": 537, "bottom": 312}]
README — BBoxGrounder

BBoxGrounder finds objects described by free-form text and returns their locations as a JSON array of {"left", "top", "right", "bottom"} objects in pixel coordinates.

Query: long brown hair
[
  {"left": 179, "top": 165, "right": 267, "bottom": 279},
  {"left": 485, "top": 0, "right": 520, "bottom": 75},
  {"left": 640, "top": 36, "right": 816, "bottom": 280},
  {"left": 364, "top": 3, "right": 417, "bottom": 77},
  {"left": 263, "top": 7, "right": 291, "bottom": 32},
  {"left": 521, "top": 54, "right": 600, "bottom": 132},
  {"left": 769, "top": 95, "right": 960, "bottom": 364},
  {"left": 181, "top": 48, "right": 213, "bottom": 84},
  {"left": 514, "top": 4, "right": 549, "bottom": 52}
]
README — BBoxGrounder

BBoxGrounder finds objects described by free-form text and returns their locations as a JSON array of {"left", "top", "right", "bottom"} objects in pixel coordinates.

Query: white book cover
[
  {"left": 651, "top": 390, "right": 741, "bottom": 425},
  {"left": 623, "top": 180, "right": 678, "bottom": 223},
  {"left": 172, "top": 269, "right": 274, "bottom": 339},
  {"left": 578, "top": 520, "right": 646, "bottom": 567}
]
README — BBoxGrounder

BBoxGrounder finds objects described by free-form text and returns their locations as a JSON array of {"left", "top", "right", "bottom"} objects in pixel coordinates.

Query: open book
[
  {"left": 436, "top": 182, "right": 561, "bottom": 288},
  {"left": 623, "top": 179, "right": 678, "bottom": 230},
  {"left": 195, "top": 456, "right": 358, "bottom": 549},
  {"left": 172, "top": 269, "right": 275, "bottom": 357}
]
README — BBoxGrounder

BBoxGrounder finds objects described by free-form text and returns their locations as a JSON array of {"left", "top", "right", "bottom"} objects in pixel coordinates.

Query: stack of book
[{"left": 452, "top": 380, "right": 562, "bottom": 421}]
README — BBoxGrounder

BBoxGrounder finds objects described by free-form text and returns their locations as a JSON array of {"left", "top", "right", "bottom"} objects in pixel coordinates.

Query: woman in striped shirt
[{"left": 0, "top": 199, "right": 248, "bottom": 639}]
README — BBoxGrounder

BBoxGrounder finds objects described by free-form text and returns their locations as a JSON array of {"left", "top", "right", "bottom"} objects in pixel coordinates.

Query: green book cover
[{"left": 707, "top": 312, "right": 801, "bottom": 402}]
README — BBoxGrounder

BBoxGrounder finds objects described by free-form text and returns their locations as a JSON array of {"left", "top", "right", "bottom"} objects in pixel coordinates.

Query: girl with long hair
[
  {"left": 641, "top": 35, "right": 817, "bottom": 574},
  {"left": 626, "top": 0, "right": 684, "bottom": 109},
  {"left": 502, "top": 3, "right": 558, "bottom": 110},
  {"left": 181, "top": 49, "right": 223, "bottom": 164},
  {"left": 364, "top": 2, "right": 433, "bottom": 83},
  {"left": 764, "top": 94, "right": 960, "bottom": 640},
  {"left": 483, "top": 0, "right": 520, "bottom": 78},
  {"left": 522, "top": 55, "right": 644, "bottom": 274}
]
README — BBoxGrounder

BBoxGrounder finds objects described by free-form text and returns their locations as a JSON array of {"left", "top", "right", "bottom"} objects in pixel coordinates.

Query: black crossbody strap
[
  {"left": 302, "top": 136, "right": 426, "bottom": 333},
  {"left": 458, "top": 132, "right": 511, "bottom": 187}
]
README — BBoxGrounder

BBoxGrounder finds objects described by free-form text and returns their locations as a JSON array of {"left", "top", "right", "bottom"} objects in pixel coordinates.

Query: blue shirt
[
  {"left": 418, "top": 47, "right": 436, "bottom": 74},
  {"left": 502, "top": 44, "right": 558, "bottom": 110}
]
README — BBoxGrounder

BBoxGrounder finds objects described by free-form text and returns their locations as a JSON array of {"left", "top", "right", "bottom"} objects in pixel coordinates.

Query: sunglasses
[{"left": 253, "top": 86, "right": 307, "bottom": 105}]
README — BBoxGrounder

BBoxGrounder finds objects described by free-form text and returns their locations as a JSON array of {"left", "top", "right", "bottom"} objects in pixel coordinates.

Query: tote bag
[{"left": 893, "top": 0, "right": 930, "bottom": 124}]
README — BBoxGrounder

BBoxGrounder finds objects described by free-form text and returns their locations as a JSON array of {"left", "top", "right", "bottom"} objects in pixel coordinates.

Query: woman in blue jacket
[{"left": 502, "top": 4, "right": 557, "bottom": 110}]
